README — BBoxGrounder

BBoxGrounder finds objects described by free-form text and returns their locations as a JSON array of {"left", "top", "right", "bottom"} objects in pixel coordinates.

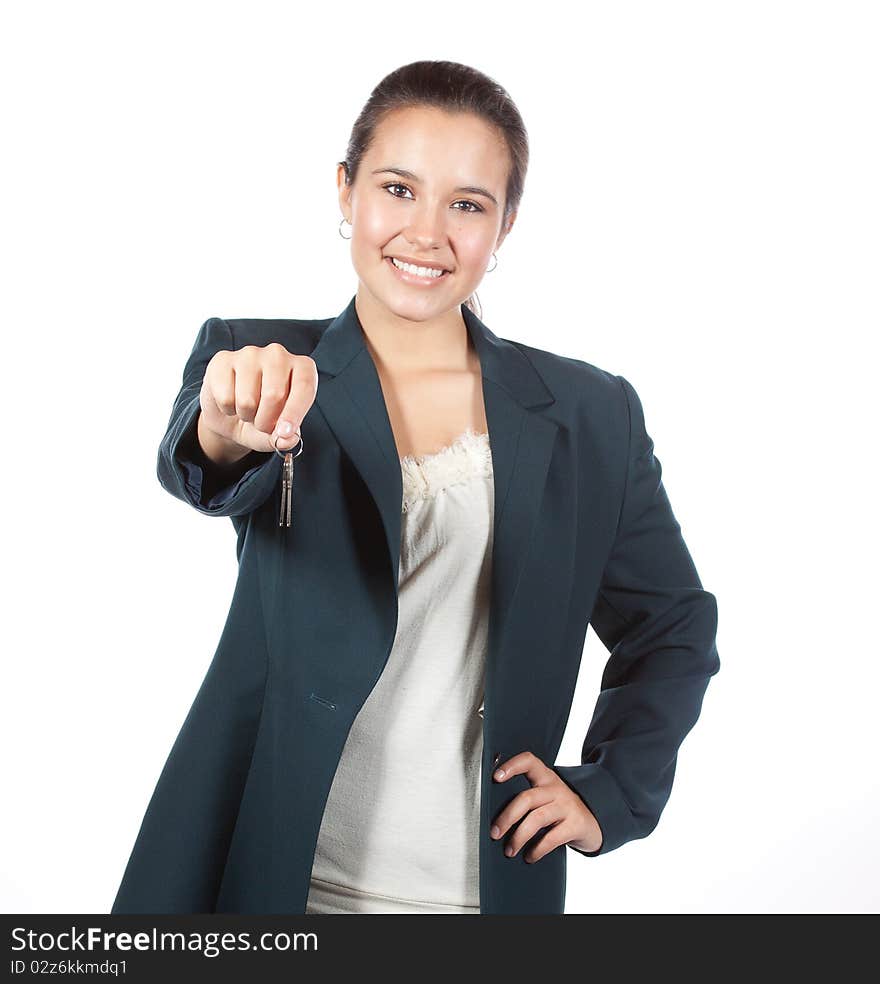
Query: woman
[{"left": 111, "top": 60, "right": 720, "bottom": 915}]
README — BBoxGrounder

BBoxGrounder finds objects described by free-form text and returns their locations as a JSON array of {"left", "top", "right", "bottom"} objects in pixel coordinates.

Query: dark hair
[{"left": 339, "top": 60, "right": 529, "bottom": 320}]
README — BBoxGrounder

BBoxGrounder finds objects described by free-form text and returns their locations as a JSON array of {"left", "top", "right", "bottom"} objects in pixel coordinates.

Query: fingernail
[
  {"left": 278, "top": 420, "right": 293, "bottom": 436},
  {"left": 494, "top": 769, "right": 505, "bottom": 780},
  {"left": 491, "top": 825, "right": 500, "bottom": 838}
]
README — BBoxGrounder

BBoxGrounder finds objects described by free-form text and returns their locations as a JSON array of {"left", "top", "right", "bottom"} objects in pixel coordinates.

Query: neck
[{"left": 354, "top": 286, "right": 477, "bottom": 376}]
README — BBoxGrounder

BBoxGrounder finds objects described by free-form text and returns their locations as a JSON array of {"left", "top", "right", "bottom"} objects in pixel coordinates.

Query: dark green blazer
[{"left": 111, "top": 295, "right": 720, "bottom": 914}]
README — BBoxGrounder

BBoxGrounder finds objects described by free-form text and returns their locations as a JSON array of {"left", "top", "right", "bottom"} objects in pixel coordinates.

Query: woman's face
[{"left": 338, "top": 105, "right": 515, "bottom": 323}]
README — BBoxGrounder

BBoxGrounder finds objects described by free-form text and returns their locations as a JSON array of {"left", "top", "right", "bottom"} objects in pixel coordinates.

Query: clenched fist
[{"left": 197, "top": 343, "right": 319, "bottom": 467}]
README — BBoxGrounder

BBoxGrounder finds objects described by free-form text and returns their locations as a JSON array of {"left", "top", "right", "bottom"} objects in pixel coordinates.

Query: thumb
[{"left": 270, "top": 418, "right": 302, "bottom": 453}]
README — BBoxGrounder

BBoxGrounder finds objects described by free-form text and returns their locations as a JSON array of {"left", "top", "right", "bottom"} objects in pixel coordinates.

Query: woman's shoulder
[
  {"left": 217, "top": 315, "right": 332, "bottom": 356},
  {"left": 502, "top": 335, "right": 627, "bottom": 418}
]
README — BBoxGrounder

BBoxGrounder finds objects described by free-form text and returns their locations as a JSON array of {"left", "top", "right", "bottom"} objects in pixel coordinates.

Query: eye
[
  {"left": 381, "top": 182, "right": 484, "bottom": 214},
  {"left": 382, "top": 182, "right": 414, "bottom": 199}
]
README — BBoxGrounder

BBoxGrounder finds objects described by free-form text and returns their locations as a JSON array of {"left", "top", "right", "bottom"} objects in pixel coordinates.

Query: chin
[
  {"left": 361, "top": 278, "right": 451, "bottom": 322},
  {"left": 382, "top": 297, "right": 437, "bottom": 323}
]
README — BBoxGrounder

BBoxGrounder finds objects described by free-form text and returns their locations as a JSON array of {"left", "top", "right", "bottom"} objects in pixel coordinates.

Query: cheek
[
  {"left": 350, "top": 220, "right": 390, "bottom": 269},
  {"left": 353, "top": 198, "right": 396, "bottom": 244},
  {"left": 455, "top": 233, "right": 496, "bottom": 270}
]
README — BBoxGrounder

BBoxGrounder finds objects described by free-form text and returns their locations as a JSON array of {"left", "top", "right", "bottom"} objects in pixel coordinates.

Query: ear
[
  {"left": 496, "top": 209, "right": 517, "bottom": 250},
  {"left": 337, "top": 162, "right": 352, "bottom": 219}
]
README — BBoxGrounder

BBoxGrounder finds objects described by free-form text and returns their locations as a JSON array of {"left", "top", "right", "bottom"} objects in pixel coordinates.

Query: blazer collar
[
  {"left": 310, "top": 294, "right": 554, "bottom": 409},
  {"left": 310, "top": 294, "right": 560, "bottom": 660}
]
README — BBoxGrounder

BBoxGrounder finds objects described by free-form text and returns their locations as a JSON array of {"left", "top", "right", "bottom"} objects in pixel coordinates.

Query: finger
[
  {"left": 490, "top": 786, "right": 554, "bottom": 843},
  {"left": 501, "top": 805, "right": 564, "bottom": 860},
  {"left": 273, "top": 354, "right": 318, "bottom": 444},
  {"left": 251, "top": 355, "right": 294, "bottom": 438},
  {"left": 524, "top": 821, "right": 573, "bottom": 864},
  {"left": 233, "top": 353, "right": 263, "bottom": 426},
  {"left": 206, "top": 351, "right": 238, "bottom": 417},
  {"left": 493, "top": 749, "right": 545, "bottom": 784}
]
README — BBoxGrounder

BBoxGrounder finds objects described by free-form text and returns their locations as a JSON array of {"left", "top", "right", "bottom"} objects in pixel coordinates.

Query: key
[
  {"left": 279, "top": 452, "right": 288, "bottom": 527},
  {"left": 273, "top": 428, "right": 303, "bottom": 529},
  {"left": 281, "top": 450, "right": 293, "bottom": 527}
]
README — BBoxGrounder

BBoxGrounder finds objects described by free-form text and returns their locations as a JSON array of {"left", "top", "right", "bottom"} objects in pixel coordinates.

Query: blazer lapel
[{"left": 310, "top": 295, "right": 559, "bottom": 660}]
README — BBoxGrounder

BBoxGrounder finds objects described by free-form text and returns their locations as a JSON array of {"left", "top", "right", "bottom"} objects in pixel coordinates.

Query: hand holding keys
[{"left": 198, "top": 344, "right": 318, "bottom": 529}]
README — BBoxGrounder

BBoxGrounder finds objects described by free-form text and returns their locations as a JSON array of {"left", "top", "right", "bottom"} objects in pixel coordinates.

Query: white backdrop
[{"left": 2, "top": 0, "right": 877, "bottom": 914}]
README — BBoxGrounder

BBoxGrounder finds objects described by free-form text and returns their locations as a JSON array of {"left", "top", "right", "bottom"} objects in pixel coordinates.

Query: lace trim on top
[{"left": 400, "top": 428, "right": 492, "bottom": 513}]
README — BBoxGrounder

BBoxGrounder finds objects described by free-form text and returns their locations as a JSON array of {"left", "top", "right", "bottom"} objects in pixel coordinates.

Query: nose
[{"left": 404, "top": 204, "right": 448, "bottom": 250}]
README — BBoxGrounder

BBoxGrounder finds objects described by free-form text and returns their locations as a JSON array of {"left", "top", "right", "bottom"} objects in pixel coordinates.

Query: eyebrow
[{"left": 371, "top": 166, "right": 499, "bottom": 207}]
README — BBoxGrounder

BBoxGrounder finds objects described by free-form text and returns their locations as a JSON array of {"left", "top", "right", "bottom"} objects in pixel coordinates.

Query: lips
[
  {"left": 387, "top": 254, "right": 451, "bottom": 272},
  {"left": 386, "top": 256, "right": 451, "bottom": 282}
]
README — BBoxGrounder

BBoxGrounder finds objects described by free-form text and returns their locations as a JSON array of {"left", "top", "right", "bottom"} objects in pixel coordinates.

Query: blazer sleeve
[
  {"left": 553, "top": 374, "right": 721, "bottom": 857},
  {"left": 156, "top": 316, "right": 282, "bottom": 517}
]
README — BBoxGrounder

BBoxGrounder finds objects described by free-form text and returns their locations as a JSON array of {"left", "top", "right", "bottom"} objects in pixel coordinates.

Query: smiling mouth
[{"left": 386, "top": 256, "right": 451, "bottom": 281}]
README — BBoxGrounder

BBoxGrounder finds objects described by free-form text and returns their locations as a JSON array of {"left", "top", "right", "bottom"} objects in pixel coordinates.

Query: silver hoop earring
[
  {"left": 486, "top": 251, "right": 498, "bottom": 273},
  {"left": 339, "top": 217, "right": 352, "bottom": 240}
]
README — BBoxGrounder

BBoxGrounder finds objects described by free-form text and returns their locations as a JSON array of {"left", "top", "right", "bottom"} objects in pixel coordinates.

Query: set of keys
[{"left": 273, "top": 427, "right": 304, "bottom": 528}]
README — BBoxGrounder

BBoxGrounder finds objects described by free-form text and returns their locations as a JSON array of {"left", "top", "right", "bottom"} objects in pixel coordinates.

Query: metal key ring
[{"left": 273, "top": 429, "right": 304, "bottom": 460}]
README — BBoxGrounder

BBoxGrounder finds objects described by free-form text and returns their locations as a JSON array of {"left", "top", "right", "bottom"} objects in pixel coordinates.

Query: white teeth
[{"left": 391, "top": 257, "right": 446, "bottom": 278}]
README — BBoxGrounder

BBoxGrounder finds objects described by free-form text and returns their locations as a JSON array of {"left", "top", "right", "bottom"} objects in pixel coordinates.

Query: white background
[{"left": 2, "top": 0, "right": 877, "bottom": 914}]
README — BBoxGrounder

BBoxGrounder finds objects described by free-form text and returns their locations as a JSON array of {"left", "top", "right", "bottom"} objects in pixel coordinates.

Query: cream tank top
[{"left": 305, "top": 427, "right": 494, "bottom": 914}]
